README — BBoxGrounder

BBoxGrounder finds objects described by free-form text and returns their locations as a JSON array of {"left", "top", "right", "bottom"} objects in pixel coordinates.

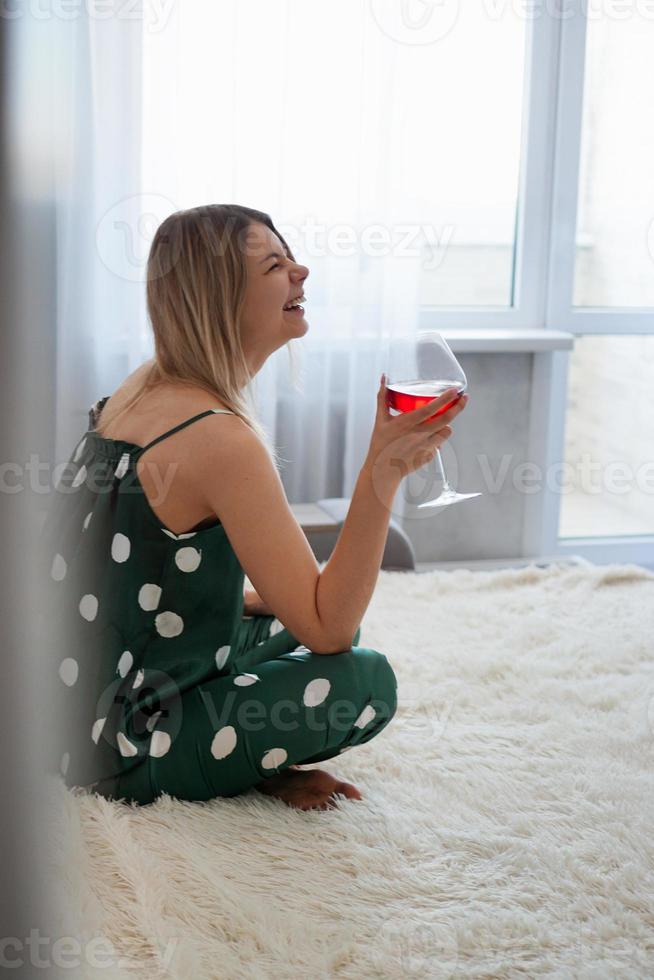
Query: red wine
[{"left": 386, "top": 379, "right": 465, "bottom": 418}]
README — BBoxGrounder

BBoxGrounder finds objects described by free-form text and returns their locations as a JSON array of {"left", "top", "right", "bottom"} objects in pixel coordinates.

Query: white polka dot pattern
[
  {"left": 149, "top": 730, "right": 171, "bottom": 758},
  {"left": 155, "top": 611, "right": 184, "bottom": 637},
  {"left": 116, "top": 650, "right": 133, "bottom": 677},
  {"left": 71, "top": 464, "right": 87, "bottom": 488},
  {"left": 302, "top": 677, "right": 331, "bottom": 707},
  {"left": 111, "top": 532, "right": 131, "bottom": 563},
  {"left": 269, "top": 618, "right": 285, "bottom": 636},
  {"left": 132, "top": 668, "right": 144, "bottom": 689},
  {"left": 354, "top": 704, "right": 376, "bottom": 729},
  {"left": 174, "top": 547, "right": 201, "bottom": 572},
  {"left": 117, "top": 731, "right": 138, "bottom": 757},
  {"left": 211, "top": 725, "right": 237, "bottom": 760},
  {"left": 138, "top": 583, "right": 161, "bottom": 611},
  {"left": 115, "top": 453, "right": 130, "bottom": 479},
  {"left": 261, "top": 748, "right": 287, "bottom": 770},
  {"left": 91, "top": 717, "right": 106, "bottom": 744},
  {"left": 215, "top": 645, "right": 230, "bottom": 670},
  {"left": 79, "top": 594, "right": 98, "bottom": 621},
  {"left": 51, "top": 554, "right": 67, "bottom": 581},
  {"left": 233, "top": 673, "right": 259, "bottom": 687},
  {"left": 73, "top": 437, "right": 86, "bottom": 462},
  {"left": 82, "top": 511, "right": 92, "bottom": 531},
  {"left": 146, "top": 711, "right": 162, "bottom": 732},
  {"left": 58, "top": 658, "right": 78, "bottom": 686}
]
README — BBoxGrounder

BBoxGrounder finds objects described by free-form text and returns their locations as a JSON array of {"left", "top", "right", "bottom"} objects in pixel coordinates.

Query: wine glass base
[{"left": 417, "top": 491, "right": 482, "bottom": 509}]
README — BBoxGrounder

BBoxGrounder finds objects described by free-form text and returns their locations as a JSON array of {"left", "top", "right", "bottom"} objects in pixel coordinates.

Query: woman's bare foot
[{"left": 254, "top": 766, "right": 363, "bottom": 811}]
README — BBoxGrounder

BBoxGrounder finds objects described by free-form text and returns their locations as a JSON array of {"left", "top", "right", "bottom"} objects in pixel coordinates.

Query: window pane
[
  {"left": 559, "top": 336, "right": 654, "bottom": 539},
  {"left": 413, "top": 8, "right": 526, "bottom": 307},
  {"left": 573, "top": 18, "right": 654, "bottom": 307},
  {"left": 144, "top": 1, "right": 527, "bottom": 311}
]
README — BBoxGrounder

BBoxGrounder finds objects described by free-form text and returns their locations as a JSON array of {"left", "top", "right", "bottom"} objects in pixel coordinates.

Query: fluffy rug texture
[{"left": 44, "top": 561, "right": 654, "bottom": 979}]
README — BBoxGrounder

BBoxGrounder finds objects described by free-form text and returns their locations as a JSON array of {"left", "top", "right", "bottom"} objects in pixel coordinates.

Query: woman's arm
[{"left": 243, "top": 585, "right": 274, "bottom": 617}]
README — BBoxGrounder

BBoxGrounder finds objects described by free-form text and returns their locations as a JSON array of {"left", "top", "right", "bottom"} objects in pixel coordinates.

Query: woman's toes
[{"left": 336, "top": 780, "right": 363, "bottom": 801}]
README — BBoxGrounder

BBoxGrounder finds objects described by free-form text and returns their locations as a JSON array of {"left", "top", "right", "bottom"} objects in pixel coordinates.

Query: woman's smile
[{"left": 283, "top": 293, "right": 307, "bottom": 317}]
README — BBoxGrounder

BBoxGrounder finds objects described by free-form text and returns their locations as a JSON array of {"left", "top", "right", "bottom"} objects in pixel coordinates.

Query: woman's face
[{"left": 239, "top": 222, "right": 310, "bottom": 376}]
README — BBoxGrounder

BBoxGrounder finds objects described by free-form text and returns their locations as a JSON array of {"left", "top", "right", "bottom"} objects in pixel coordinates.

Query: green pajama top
[{"left": 41, "top": 397, "right": 249, "bottom": 790}]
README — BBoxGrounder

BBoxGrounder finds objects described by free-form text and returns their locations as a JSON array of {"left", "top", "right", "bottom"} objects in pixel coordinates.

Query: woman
[{"left": 41, "top": 204, "right": 467, "bottom": 811}]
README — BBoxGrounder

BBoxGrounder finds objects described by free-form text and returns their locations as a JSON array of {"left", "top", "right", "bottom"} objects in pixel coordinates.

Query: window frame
[
  {"left": 546, "top": 0, "right": 654, "bottom": 335},
  {"left": 419, "top": 8, "right": 558, "bottom": 331},
  {"left": 357, "top": 5, "right": 653, "bottom": 564},
  {"left": 524, "top": 1, "right": 653, "bottom": 567}
]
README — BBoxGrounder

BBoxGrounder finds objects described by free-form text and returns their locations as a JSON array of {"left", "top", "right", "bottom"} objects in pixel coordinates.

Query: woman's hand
[
  {"left": 364, "top": 374, "right": 469, "bottom": 490},
  {"left": 243, "top": 586, "right": 274, "bottom": 617}
]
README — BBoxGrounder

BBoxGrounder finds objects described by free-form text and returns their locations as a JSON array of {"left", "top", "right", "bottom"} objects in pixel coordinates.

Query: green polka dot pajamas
[{"left": 40, "top": 397, "right": 398, "bottom": 805}]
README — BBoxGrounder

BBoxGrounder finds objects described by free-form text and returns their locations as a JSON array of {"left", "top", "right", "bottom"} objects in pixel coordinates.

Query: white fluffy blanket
[{"left": 44, "top": 562, "right": 654, "bottom": 978}]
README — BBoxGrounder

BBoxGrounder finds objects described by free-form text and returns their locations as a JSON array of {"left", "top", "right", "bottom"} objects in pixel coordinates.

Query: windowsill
[
  {"left": 300, "top": 328, "right": 575, "bottom": 354},
  {"left": 439, "top": 329, "right": 575, "bottom": 353}
]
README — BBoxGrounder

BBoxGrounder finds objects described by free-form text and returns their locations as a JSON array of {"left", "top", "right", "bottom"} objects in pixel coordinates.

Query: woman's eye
[{"left": 269, "top": 263, "right": 280, "bottom": 270}]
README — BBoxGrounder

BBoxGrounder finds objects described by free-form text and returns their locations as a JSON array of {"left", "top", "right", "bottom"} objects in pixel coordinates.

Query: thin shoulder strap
[{"left": 133, "top": 408, "right": 234, "bottom": 459}]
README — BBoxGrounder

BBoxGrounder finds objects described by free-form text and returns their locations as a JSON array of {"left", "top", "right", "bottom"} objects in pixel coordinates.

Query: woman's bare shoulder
[
  {"left": 98, "top": 360, "right": 233, "bottom": 440},
  {"left": 122, "top": 360, "right": 231, "bottom": 408}
]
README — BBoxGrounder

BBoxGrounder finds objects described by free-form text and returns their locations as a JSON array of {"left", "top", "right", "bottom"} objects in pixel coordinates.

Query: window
[
  {"left": 560, "top": 336, "right": 654, "bottom": 538},
  {"left": 408, "top": 10, "right": 527, "bottom": 307},
  {"left": 141, "top": 3, "right": 653, "bottom": 562},
  {"left": 573, "top": 17, "right": 654, "bottom": 308},
  {"left": 553, "top": 12, "right": 654, "bottom": 550},
  {"left": 143, "top": 1, "right": 529, "bottom": 312}
]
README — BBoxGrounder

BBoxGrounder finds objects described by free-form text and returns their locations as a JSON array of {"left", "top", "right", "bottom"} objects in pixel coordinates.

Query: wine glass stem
[{"left": 435, "top": 449, "right": 453, "bottom": 493}]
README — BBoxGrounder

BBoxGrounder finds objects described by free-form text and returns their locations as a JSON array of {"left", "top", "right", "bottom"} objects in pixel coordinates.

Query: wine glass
[{"left": 384, "top": 330, "right": 482, "bottom": 509}]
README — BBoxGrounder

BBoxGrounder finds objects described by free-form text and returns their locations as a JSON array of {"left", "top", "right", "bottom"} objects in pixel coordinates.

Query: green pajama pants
[{"left": 93, "top": 616, "right": 398, "bottom": 805}]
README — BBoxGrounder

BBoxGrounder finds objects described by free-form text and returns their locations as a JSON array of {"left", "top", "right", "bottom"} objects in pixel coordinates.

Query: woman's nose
[{"left": 292, "top": 263, "right": 309, "bottom": 283}]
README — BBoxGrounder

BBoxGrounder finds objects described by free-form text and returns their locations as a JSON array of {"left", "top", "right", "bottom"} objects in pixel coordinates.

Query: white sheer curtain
[
  {"left": 50, "top": 4, "right": 146, "bottom": 462},
  {"left": 53, "top": 0, "right": 423, "bottom": 500}
]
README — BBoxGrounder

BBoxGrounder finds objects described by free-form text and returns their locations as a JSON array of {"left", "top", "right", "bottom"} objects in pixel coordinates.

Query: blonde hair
[{"left": 100, "top": 204, "right": 300, "bottom": 466}]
